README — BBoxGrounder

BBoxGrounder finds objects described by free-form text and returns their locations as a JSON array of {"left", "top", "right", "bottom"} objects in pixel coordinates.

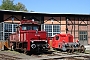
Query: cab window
[
  {"left": 27, "top": 26, "right": 32, "bottom": 30},
  {"left": 22, "top": 26, "right": 27, "bottom": 30},
  {"left": 33, "top": 26, "right": 38, "bottom": 30},
  {"left": 55, "top": 36, "right": 59, "bottom": 40},
  {"left": 22, "top": 25, "right": 39, "bottom": 30},
  {"left": 22, "top": 25, "right": 32, "bottom": 30}
]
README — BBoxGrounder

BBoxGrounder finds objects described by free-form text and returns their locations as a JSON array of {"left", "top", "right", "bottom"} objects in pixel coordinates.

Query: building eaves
[{"left": 0, "top": 9, "right": 90, "bottom": 16}]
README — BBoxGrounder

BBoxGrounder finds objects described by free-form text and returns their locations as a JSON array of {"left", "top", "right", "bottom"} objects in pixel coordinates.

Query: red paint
[
  {"left": 52, "top": 33, "right": 73, "bottom": 49},
  {"left": 9, "top": 20, "right": 48, "bottom": 51}
]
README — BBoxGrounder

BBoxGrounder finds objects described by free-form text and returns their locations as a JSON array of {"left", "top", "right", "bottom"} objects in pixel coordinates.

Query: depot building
[{"left": 0, "top": 10, "right": 90, "bottom": 45}]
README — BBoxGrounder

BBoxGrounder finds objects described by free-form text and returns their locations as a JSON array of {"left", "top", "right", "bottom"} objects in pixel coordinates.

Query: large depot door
[{"left": 79, "top": 31, "right": 88, "bottom": 45}]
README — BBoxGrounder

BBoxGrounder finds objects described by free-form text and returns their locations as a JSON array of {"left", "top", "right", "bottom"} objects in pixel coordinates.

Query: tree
[
  {"left": 0, "top": 0, "right": 28, "bottom": 11},
  {"left": 0, "top": 0, "right": 14, "bottom": 10},
  {"left": 15, "top": 2, "right": 27, "bottom": 11}
]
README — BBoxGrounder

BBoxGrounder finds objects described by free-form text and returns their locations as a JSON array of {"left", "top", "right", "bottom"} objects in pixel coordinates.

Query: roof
[{"left": 0, "top": 9, "right": 90, "bottom": 16}]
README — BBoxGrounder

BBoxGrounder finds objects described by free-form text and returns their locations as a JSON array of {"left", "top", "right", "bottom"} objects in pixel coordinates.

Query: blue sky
[{"left": 0, "top": 0, "right": 90, "bottom": 14}]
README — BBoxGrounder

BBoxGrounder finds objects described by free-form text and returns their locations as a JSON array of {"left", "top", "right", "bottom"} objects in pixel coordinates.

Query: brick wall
[
  {"left": 4, "top": 14, "right": 21, "bottom": 23},
  {"left": 44, "top": 16, "right": 66, "bottom": 33}
]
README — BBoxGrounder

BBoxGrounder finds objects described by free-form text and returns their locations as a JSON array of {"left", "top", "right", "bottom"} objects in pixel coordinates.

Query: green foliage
[
  {"left": 15, "top": 2, "right": 27, "bottom": 11},
  {"left": 0, "top": 0, "right": 28, "bottom": 11}
]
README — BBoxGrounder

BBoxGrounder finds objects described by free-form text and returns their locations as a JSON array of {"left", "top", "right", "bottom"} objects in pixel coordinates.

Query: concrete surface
[{"left": 84, "top": 45, "right": 90, "bottom": 50}]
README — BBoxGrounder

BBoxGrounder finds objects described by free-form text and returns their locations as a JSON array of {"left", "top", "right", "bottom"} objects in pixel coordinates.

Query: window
[
  {"left": 0, "top": 32, "right": 3, "bottom": 40},
  {"left": 79, "top": 31, "right": 87, "bottom": 41},
  {"left": 22, "top": 25, "right": 38, "bottom": 30},
  {"left": 22, "top": 25, "right": 32, "bottom": 30},
  {"left": 4, "top": 33, "right": 11, "bottom": 40},
  {"left": 4, "top": 23, "right": 19, "bottom": 40},
  {"left": 0, "top": 23, "right": 3, "bottom": 31},
  {"left": 4, "top": 23, "right": 18, "bottom": 32},
  {"left": 48, "top": 33, "right": 52, "bottom": 37},
  {"left": 53, "top": 25, "right": 60, "bottom": 32},
  {"left": 27, "top": 26, "right": 32, "bottom": 30},
  {"left": 33, "top": 26, "right": 38, "bottom": 30},
  {"left": 55, "top": 36, "right": 59, "bottom": 40},
  {"left": 22, "top": 26, "right": 27, "bottom": 30},
  {"left": 41, "top": 24, "right": 60, "bottom": 37},
  {"left": 13, "top": 24, "right": 18, "bottom": 32},
  {"left": 5, "top": 24, "right": 12, "bottom": 32},
  {"left": 45, "top": 25, "right": 52, "bottom": 32}
]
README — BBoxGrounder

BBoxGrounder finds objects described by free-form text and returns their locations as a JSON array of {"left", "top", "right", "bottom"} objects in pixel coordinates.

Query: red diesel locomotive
[
  {"left": 52, "top": 33, "right": 85, "bottom": 53},
  {"left": 9, "top": 20, "right": 49, "bottom": 54}
]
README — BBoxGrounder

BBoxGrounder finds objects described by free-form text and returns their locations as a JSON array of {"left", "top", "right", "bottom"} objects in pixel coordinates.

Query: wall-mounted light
[
  {"left": 12, "top": 17, "right": 14, "bottom": 21},
  {"left": 51, "top": 19, "right": 53, "bottom": 24},
  {"left": 12, "top": 17, "right": 14, "bottom": 23},
  {"left": 67, "top": 19, "right": 69, "bottom": 21},
  {"left": 23, "top": 16, "right": 26, "bottom": 19}
]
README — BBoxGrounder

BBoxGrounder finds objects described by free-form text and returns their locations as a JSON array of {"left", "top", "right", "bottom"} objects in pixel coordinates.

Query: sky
[{"left": 0, "top": 0, "right": 90, "bottom": 14}]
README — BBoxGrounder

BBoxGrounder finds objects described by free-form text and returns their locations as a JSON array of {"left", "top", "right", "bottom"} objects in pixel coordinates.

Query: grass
[
  {"left": 5, "top": 50, "right": 21, "bottom": 54},
  {"left": 85, "top": 50, "right": 90, "bottom": 54}
]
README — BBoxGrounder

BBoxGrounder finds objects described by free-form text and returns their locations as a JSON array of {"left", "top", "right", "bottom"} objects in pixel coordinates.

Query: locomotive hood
[{"left": 20, "top": 30, "right": 48, "bottom": 41}]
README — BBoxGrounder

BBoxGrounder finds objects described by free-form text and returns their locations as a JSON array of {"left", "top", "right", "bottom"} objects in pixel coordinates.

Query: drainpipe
[
  {"left": 66, "top": 18, "right": 68, "bottom": 33},
  {"left": 51, "top": 19, "right": 53, "bottom": 37},
  {"left": 12, "top": 17, "right": 14, "bottom": 33}
]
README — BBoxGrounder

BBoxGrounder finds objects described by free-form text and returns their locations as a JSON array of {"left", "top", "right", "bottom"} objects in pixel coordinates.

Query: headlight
[
  {"left": 31, "top": 41, "right": 34, "bottom": 43},
  {"left": 65, "top": 43, "right": 67, "bottom": 45},
  {"left": 45, "top": 40, "right": 47, "bottom": 42},
  {"left": 46, "top": 44, "right": 50, "bottom": 48}
]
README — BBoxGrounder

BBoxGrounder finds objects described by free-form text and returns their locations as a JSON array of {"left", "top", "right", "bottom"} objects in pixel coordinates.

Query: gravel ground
[{"left": 0, "top": 50, "right": 90, "bottom": 60}]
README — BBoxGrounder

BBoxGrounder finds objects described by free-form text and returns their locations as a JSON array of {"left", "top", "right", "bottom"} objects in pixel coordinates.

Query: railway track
[
  {"left": 0, "top": 54, "right": 22, "bottom": 60},
  {"left": 0, "top": 50, "right": 90, "bottom": 60},
  {"left": 30, "top": 51, "right": 90, "bottom": 60}
]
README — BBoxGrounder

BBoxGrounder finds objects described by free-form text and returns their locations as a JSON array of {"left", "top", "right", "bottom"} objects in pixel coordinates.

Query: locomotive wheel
[
  {"left": 10, "top": 43, "right": 14, "bottom": 51},
  {"left": 10, "top": 45, "right": 14, "bottom": 51},
  {"left": 80, "top": 45, "right": 85, "bottom": 53},
  {"left": 67, "top": 45, "right": 74, "bottom": 53},
  {"left": 77, "top": 46, "right": 81, "bottom": 53},
  {"left": 24, "top": 48, "right": 27, "bottom": 54},
  {"left": 67, "top": 46, "right": 71, "bottom": 53},
  {"left": 67, "top": 49, "right": 70, "bottom": 53},
  {"left": 71, "top": 45, "right": 74, "bottom": 53}
]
